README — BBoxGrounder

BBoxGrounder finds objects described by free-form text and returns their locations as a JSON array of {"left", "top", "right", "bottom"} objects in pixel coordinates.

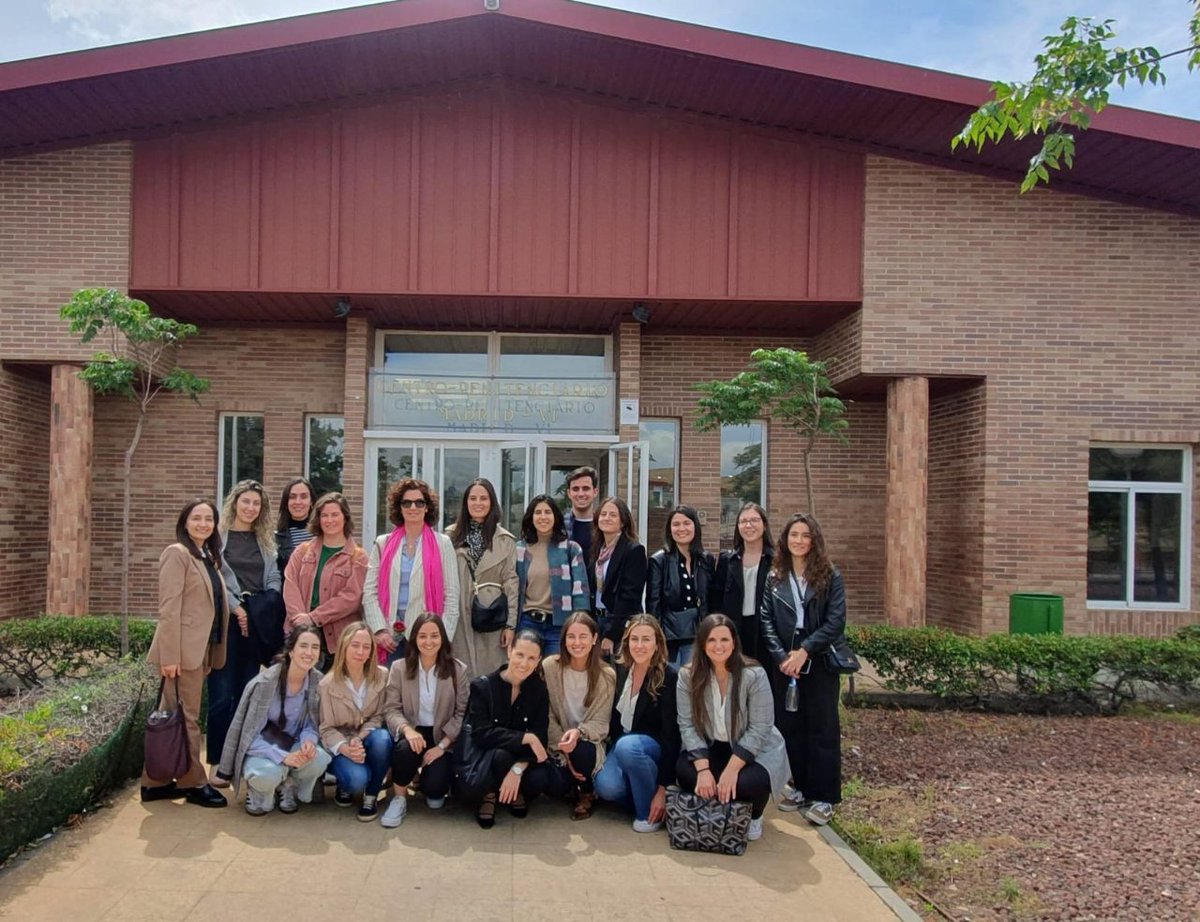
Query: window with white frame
[
  {"left": 719, "top": 422, "right": 766, "bottom": 548},
  {"left": 218, "top": 414, "right": 264, "bottom": 501},
  {"left": 1087, "top": 445, "right": 1191, "bottom": 608},
  {"left": 306, "top": 415, "right": 344, "bottom": 498}
]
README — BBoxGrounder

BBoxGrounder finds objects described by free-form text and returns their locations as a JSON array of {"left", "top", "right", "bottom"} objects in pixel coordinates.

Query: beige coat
[
  {"left": 317, "top": 665, "right": 389, "bottom": 753},
  {"left": 148, "top": 543, "right": 229, "bottom": 672},
  {"left": 362, "top": 530, "right": 460, "bottom": 641},
  {"left": 383, "top": 657, "right": 470, "bottom": 747},
  {"left": 450, "top": 525, "right": 520, "bottom": 678},
  {"left": 543, "top": 655, "right": 616, "bottom": 776}
]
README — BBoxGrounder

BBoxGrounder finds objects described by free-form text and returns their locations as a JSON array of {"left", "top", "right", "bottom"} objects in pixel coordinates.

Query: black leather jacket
[
  {"left": 712, "top": 547, "right": 773, "bottom": 658},
  {"left": 759, "top": 569, "right": 846, "bottom": 667},
  {"left": 646, "top": 548, "right": 715, "bottom": 622}
]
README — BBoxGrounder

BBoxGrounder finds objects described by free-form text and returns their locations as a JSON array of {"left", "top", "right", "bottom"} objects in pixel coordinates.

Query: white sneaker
[
  {"left": 747, "top": 817, "right": 764, "bottom": 841},
  {"left": 245, "top": 788, "right": 274, "bottom": 816},
  {"left": 632, "top": 819, "right": 663, "bottom": 834},
  {"left": 277, "top": 779, "right": 298, "bottom": 814},
  {"left": 425, "top": 796, "right": 446, "bottom": 810},
  {"left": 379, "top": 795, "right": 407, "bottom": 828}
]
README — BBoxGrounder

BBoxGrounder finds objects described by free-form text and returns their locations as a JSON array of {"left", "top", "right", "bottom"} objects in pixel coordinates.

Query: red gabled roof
[{"left": 2, "top": 0, "right": 1198, "bottom": 215}]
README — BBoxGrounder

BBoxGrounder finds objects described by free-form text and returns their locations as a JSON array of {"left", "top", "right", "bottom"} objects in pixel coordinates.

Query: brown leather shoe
[{"left": 571, "top": 791, "right": 596, "bottom": 821}]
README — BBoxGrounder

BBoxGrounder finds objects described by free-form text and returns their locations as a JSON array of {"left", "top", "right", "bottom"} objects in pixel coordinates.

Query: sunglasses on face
[{"left": 400, "top": 499, "right": 427, "bottom": 509}]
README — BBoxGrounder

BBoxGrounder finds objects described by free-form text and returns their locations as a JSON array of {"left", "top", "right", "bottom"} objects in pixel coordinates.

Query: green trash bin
[{"left": 1009, "top": 593, "right": 1064, "bottom": 635}]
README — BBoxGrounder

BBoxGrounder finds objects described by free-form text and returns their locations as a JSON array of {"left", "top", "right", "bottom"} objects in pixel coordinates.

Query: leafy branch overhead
[
  {"left": 694, "top": 348, "right": 848, "bottom": 515},
  {"left": 953, "top": 8, "right": 1200, "bottom": 192}
]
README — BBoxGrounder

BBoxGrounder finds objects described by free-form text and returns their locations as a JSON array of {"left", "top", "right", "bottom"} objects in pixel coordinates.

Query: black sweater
[{"left": 465, "top": 668, "right": 550, "bottom": 755}]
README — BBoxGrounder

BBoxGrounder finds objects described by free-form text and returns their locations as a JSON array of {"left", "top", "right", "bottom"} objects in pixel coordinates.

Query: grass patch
[
  {"left": 833, "top": 816, "right": 927, "bottom": 886},
  {"left": 1119, "top": 703, "right": 1200, "bottom": 724}
]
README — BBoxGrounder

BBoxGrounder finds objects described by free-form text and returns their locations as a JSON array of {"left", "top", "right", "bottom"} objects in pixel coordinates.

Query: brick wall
[
  {"left": 638, "top": 333, "right": 887, "bottom": 623},
  {"left": 0, "top": 144, "right": 132, "bottom": 362},
  {"left": 88, "top": 325, "right": 347, "bottom": 615},
  {"left": 0, "top": 368, "right": 50, "bottom": 618},
  {"left": 863, "top": 156, "right": 1200, "bottom": 635}
]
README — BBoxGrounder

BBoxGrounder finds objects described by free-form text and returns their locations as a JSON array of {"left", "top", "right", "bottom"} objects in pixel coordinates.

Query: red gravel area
[{"left": 840, "top": 709, "right": 1200, "bottom": 921}]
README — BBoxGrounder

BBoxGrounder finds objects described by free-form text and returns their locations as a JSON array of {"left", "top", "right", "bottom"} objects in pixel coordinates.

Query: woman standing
[
  {"left": 380, "top": 614, "right": 470, "bottom": 828},
  {"left": 140, "top": 499, "right": 229, "bottom": 808},
  {"left": 594, "top": 614, "right": 679, "bottom": 832},
  {"left": 363, "top": 478, "right": 460, "bottom": 665},
  {"left": 216, "top": 626, "right": 331, "bottom": 815},
  {"left": 455, "top": 630, "right": 557, "bottom": 829},
  {"left": 675, "top": 614, "right": 787, "bottom": 842},
  {"left": 514, "top": 494, "right": 589, "bottom": 656},
  {"left": 646, "top": 505, "right": 715, "bottom": 666},
  {"left": 207, "top": 480, "right": 281, "bottom": 782},
  {"left": 283, "top": 492, "right": 369, "bottom": 669},
  {"left": 712, "top": 502, "right": 774, "bottom": 660},
  {"left": 318, "top": 622, "right": 394, "bottom": 821},
  {"left": 759, "top": 513, "right": 847, "bottom": 826},
  {"left": 590, "top": 496, "right": 647, "bottom": 657},
  {"left": 543, "top": 612, "right": 616, "bottom": 820},
  {"left": 447, "top": 478, "right": 520, "bottom": 678},
  {"left": 274, "top": 477, "right": 314, "bottom": 571}
]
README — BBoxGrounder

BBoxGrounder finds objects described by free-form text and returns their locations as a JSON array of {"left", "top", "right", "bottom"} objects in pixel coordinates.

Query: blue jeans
[
  {"left": 594, "top": 734, "right": 662, "bottom": 821},
  {"left": 516, "top": 615, "right": 561, "bottom": 656},
  {"left": 668, "top": 640, "right": 694, "bottom": 667},
  {"left": 329, "top": 727, "right": 393, "bottom": 796}
]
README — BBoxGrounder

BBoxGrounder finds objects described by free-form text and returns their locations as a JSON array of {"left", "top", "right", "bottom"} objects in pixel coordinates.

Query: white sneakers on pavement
[{"left": 380, "top": 795, "right": 408, "bottom": 828}]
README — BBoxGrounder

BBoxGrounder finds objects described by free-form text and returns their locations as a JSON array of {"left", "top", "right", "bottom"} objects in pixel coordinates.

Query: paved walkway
[{"left": 0, "top": 779, "right": 907, "bottom": 921}]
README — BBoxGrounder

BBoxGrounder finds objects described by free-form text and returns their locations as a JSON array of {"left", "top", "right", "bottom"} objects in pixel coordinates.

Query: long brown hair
[
  {"left": 449, "top": 477, "right": 501, "bottom": 550},
  {"left": 402, "top": 612, "right": 456, "bottom": 681},
  {"left": 771, "top": 513, "right": 833, "bottom": 595},
  {"left": 554, "top": 611, "right": 614, "bottom": 708},
  {"left": 616, "top": 614, "right": 667, "bottom": 700},
  {"left": 686, "top": 614, "right": 748, "bottom": 742},
  {"left": 273, "top": 624, "right": 323, "bottom": 703},
  {"left": 591, "top": 496, "right": 637, "bottom": 565},
  {"left": 220, "top": 478, "right": 276, "bottom": 557}
]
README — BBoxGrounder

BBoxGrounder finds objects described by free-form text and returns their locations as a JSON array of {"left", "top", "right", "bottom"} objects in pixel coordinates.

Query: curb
[{"left": 817, "top": 824, "right": 924, "bottom": 922}]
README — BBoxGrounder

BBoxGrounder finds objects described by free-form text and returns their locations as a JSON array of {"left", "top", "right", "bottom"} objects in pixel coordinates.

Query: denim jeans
[
  {"left": 243, "top": 745, "right": 331, "bottom": 802},
  {"left": 205, "top": 622, "right": 260, "bottom": 765},
  {"left": 594, "top": 734, "right": 662, "bottom": 821},
  {"left": 667, "top": 640, "right": 694, "bottom": 667},
  {"left": 516, "top": 615, "right": 561, "bottom": 656},
  {"left": 329, "top": 727, "right": 394, "bottom": 796}
]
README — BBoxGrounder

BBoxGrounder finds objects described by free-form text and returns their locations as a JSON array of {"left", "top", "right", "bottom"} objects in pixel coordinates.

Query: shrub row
[
  {"left": 0, "top": 616, "right": 156, "bottom": 687},
  {"left": 0, "top": 657, "right": 151, "bottom": 861},
  {"left": 846, "top": 625, "right": 1200, "bottom": 714}
]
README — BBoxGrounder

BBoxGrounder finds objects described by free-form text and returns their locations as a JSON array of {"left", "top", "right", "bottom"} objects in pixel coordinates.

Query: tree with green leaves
[
  {"left": 694, "top": 348, "right": 848, "bottom": 516},
  {"left": 61, "top": 288, "right": 210, "bottom": 654},
  {"left": 954, "top": 7, "right": 1200, "bottom": 191}
]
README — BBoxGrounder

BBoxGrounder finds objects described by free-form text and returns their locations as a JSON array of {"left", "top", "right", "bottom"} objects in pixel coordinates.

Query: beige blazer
[
  {"left": 148, "top": 543, "right": 229, "bottom": 672},
  {"left": 383, "top": 657, "right": 470, "bottom": 746},
  {"left": 543, "top": 655, "right": 616, "bottom": 775},
  {"left": 318, "top": 665, "right": 389, "bottom": 753}
]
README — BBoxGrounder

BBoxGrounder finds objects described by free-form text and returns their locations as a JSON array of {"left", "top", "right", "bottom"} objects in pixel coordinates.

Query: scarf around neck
[{"left": 377, "top": 524, "right": 445, "bottom": 620}]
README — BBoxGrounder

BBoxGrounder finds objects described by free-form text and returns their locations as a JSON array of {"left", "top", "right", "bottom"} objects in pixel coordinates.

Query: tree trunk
[
  {"left": 801, "top": 447, "right": 816, "bottom": 516},
  {"left": 120, "top": 412, "right": 146, "bottom": 657}
]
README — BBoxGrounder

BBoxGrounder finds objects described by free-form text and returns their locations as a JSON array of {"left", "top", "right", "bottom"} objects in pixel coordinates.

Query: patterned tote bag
[{"left": 665, "top": 786, "right": 753, "bottom": 856}]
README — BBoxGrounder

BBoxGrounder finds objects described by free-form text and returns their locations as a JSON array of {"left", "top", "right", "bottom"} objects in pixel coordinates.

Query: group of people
[{"left": 140, "top": 466, "right": 848, "bottom": 842}]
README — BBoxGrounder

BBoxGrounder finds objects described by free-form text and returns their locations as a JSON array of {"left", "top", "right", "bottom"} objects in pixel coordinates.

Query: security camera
[{"left": 483, "top": 0, "right": 500, "bottom": 10}]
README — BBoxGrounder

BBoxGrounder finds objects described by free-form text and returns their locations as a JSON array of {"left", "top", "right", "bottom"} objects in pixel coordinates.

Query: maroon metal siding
[{"left": 131, "top": 82, "right": 864, "bottom": 301}]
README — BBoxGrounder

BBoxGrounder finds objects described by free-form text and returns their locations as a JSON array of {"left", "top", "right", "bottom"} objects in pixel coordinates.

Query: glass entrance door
[{"left": 608, "top": 441, "right": 649, "bottom": 545}]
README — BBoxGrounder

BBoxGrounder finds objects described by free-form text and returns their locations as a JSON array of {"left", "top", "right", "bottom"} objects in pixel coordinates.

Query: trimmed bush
[
  {"left": 0, "top": 615, "right": 156, "bottom": 687},
  {"left": 847, "top": 625, "right": 1200, "bottom": 714},
  {"left": 0, "top": 658, "right": 151, "bottom": 861}
]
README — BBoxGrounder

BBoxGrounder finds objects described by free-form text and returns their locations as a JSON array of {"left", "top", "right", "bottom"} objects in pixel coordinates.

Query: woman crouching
[{"left": 216, "top": 625, "right": 331, "bottom": 815}]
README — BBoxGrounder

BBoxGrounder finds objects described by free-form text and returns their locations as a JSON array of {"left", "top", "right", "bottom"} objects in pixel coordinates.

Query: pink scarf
[{"left": 377, "top": 524, "right": 445, "bottom": 625}]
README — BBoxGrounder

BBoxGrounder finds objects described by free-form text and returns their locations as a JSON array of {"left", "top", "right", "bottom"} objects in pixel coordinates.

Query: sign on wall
[{"left": 369, "top": 372, "right": 615, "bottom": 434}]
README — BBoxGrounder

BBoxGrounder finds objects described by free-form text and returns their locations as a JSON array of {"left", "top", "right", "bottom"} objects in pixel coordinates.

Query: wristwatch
[
  {"left": 510, "top": 765, "right": 525, "bottom": 776},
  {"left": 437, "top": 740, "right": 448, "bottom": 751}
]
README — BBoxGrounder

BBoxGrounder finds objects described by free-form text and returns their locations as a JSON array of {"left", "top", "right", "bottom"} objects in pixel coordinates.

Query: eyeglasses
[{"left": 399, "top": 499, "right": 427, "bottom": 509}]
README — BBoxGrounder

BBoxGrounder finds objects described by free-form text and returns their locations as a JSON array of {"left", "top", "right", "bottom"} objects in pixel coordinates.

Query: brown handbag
[{"left": 144, "top": 676, "right": 190, "bottom": 781}]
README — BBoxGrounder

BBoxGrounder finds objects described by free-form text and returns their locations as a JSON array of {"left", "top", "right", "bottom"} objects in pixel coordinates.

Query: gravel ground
[{"left": 840, "top": 708, "right": 1200, "bottom": 921}]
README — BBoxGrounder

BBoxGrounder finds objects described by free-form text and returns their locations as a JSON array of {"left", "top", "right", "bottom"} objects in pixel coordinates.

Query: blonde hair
[
  {"left": 329, "top": 621, "right": 386, "bottom": 689},
  {"left": 220, "top": 479, "right": 277, "bottom": 557}
]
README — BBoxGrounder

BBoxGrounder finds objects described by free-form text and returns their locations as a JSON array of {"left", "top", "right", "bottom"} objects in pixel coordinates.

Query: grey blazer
[
  {"left": 219, "top": 530, "right": 282, "bottom": 612},
  {"left": 676, "top": 663, "right": 788, "bottom": 797},
  {"left": 216, "top": 663, "right": 323, "bottom": 794}
]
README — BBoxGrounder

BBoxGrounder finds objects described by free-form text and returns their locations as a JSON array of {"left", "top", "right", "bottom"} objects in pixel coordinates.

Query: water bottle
[{"left": 785, "top": 676, "right": 799, "bottom": 712}]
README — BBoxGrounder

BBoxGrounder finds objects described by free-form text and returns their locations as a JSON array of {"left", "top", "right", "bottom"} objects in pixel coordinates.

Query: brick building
[{"left": 1, "top": 0, "right": 1197, "bottom": 637}]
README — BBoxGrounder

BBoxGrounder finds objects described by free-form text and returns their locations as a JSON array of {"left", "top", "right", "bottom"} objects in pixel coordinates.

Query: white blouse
[
  {"left": 418, "top": 663, "right": 437, "bottom": 727},
  {"left": 616, "top": 673, "right": 638, "bottom": 734},
  {"left": 708, "top": 679, "right": 730, "bottom": 743},
  {"left": 742, "top": 564, "right": 759, "bottom": 616}
]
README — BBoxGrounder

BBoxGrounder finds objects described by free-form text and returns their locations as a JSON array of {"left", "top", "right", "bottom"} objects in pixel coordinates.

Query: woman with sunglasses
[{"left": 363, "top": 478, "right": 459, "bottom": 665}]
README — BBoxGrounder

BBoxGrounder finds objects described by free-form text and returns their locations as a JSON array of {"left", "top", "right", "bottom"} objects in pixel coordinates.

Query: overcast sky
[{"left": 2, "top": 0, "right": 1197, "bottom": 119}]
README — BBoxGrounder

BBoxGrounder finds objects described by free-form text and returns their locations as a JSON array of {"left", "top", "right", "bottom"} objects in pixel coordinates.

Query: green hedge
[
  {"left": 0, "top": 658, "right": 151, "bottom": 862},
  {"left": 0, "top": 615, "right": 156, "bottom": 686},
  {"left": 847, "top": 625, "right": 1200, "bottom": 714}
]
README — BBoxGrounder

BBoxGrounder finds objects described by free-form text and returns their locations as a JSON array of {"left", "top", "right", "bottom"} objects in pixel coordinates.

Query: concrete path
[{"left": 0, "top": 782, "right": 907, "bottom": 922}]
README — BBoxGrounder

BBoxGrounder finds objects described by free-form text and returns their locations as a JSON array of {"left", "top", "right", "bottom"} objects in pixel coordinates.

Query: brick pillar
[
  {"left": 616, "top": 321, "right": 642, "bottom": 444},
  {"left": 884, "top": 376, "right": 928, "bottom": 627},
  {"left": 341, "top": 316, "right": 372, "bottom": 517},
  {"left": 46, "top": 364, "right": 94, "bottom": 615}
]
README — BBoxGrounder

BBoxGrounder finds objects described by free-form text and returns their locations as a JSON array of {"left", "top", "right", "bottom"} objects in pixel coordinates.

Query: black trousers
[
  {"left": 772, "top": 664, "right": 842, "bottom": 804},
  {"left": 390, "top": 726, "right": 454, "bottom": 800},
  {"left": 556, "top": 739, "right": 597, "bottom": 793},
  {"left": 675, "top": 741, "right": 772, "bottom": 819},
  {"left": 456, "top": 747, "right": 558, "bottom": 804}
]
